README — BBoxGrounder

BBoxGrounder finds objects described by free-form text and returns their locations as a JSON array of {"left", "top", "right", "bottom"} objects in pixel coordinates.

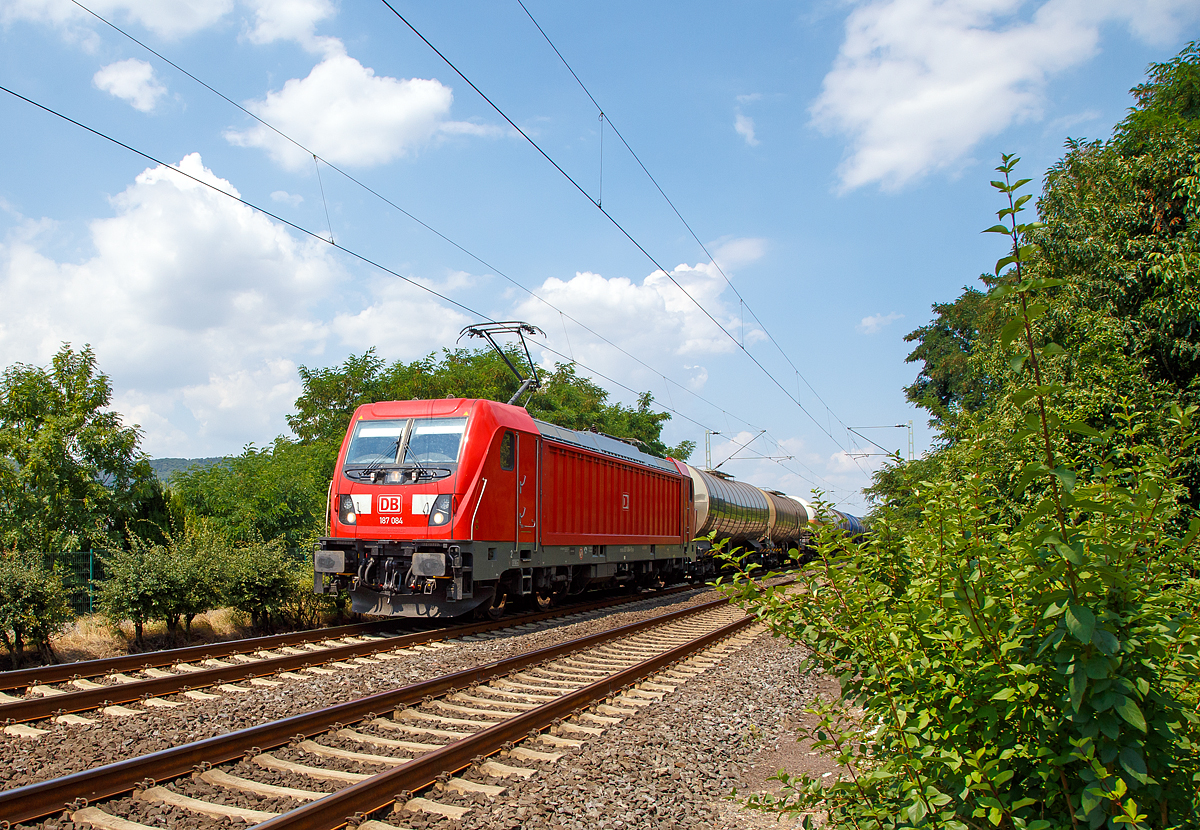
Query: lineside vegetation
[{"left": 721, "top": 44, "right": 1200, "bottom": 829}]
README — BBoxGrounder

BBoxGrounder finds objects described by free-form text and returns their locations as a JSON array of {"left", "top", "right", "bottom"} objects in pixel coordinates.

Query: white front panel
[{"left": 412, "top": 494, "right": 436, "bottom": 515}]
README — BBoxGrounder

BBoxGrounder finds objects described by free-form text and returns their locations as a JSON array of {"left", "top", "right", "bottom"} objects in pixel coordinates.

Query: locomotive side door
[{"left": 516, "top": 432, "right": 538, "bottom": 549}]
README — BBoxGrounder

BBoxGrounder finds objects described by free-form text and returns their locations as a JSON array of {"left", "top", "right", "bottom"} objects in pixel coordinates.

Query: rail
[{"left": 0, "top": 595, "right": 742, "bottom": 826}]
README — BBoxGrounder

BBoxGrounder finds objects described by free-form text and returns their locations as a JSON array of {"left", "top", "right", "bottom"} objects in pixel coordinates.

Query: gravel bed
[
  {"left": 1, "top": 588, "right": 718, "bottom": 793},
  {"left": 383, "top": 627, "right": 829, "bottom": 830}
]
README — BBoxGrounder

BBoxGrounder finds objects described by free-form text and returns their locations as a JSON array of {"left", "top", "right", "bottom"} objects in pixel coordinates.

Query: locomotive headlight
[
  {"left": 339, "top": 494, "right": 357, "bottom": 525},
  {"left": 428, "top": 494, "right": 453, "bottom": 526}
]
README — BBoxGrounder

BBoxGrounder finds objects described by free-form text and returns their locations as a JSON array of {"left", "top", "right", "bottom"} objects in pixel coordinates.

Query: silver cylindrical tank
[
  {"left": 763, "top": 490, "right": 805, "bottom": 543},
  {"left": 686, "top": 466, "right": 769, "bottom": 543},
  {"left": 684, "top": 467, "right": 857, "bottom": 547}
]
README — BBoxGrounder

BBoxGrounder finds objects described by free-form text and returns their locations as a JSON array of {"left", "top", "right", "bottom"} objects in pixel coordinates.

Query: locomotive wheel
[
  {"left": 485, "top": 589, "right": 508, "bottom": 620},
  {"left": 534, "top": 590, "right": 559, "bottom": 610}
]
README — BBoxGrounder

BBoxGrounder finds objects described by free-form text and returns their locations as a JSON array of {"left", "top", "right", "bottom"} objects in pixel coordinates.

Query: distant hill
[{"left": 148, "top": 457, "right": 227, "bottom": 482}]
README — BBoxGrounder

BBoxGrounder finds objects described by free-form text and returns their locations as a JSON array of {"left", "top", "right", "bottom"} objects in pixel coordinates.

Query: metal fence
[{"left": 56, "top": 550, "right": 103, "bottom": 616}]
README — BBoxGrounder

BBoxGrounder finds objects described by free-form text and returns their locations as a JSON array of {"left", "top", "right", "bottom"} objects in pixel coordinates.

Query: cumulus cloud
[
  {"left": 244, "top": 0, "right": 338, "bottom": 53},
  {"left": 814, "top": 0, "right": 1200, "bottom": 191},
  {"left": 226, "top": 50, "right": 494, "bottom": 170},
  {"left": 858, "top": 311, "right": 903, "bottom": 334},
  {"left": 511, "top": 247, "right": 772, "bottom": 398},
  {"left": 0, "top": 153, "right": 342, "bottom": 454},
  {"left": 271, "top": 190, "right": 304, "bottom": 206},
  {"left": 93, "top": 58, "right": 166, "bottom": 112},
  {"left": 734, "top": 112, "right": 759, "bottom": 147},
  {"left": 518, "top": 262, "right": 756, "bottom": 373},
  {"left": 330, "top": 276, "right": 474, "bottom": 358},
  {"left": 2, "top": 0, "right": 234, "bottom": 39}
]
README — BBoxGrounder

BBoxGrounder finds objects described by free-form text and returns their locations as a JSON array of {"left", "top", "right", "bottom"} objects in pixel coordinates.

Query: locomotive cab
[{"left": 314, "top": 398, "right": 536, "bottom": 617}]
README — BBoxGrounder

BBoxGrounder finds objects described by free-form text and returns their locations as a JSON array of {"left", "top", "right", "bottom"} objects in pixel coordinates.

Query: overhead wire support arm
[
  {"left": 846, "top": 424, "right": 910, "bottom": 460},
  {"left": 713, "top": 430, "right": 767, "bottom": 471}
]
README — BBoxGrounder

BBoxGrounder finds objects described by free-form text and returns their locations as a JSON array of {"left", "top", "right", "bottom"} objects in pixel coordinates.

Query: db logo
[{"left": 378, "top": 495, "right": 402, "bottom": 513}]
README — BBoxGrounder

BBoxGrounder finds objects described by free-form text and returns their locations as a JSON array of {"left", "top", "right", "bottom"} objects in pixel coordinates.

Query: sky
[{"left": 0, "top": 0, "right": 1196, "bottom": 512}]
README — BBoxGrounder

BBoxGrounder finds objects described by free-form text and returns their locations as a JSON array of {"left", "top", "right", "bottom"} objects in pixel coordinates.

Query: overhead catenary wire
[
  {"left": 0, "top": 84, "right": 489, "bottom": 323},
  {"left": 375, "top": 0, "right": 859, "bottom": 461},
  {"left": 0, "top": 84, "right": 863, "bottom": 498},
  {"left": 514, "top": 0, "right": 855, "bottom": 436},
  {"left": 65, "top": 0, "right": 857, "bottom": 496}
]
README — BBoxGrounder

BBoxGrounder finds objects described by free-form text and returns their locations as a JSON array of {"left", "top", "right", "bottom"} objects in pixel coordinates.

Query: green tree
[
  {"left": 170, "top": 438, "right": 337, "bottom": 555},
  {"left": 723, "top": 152, "right": 1200, "bottom": 830},
  {"left": 880, "top": 44, "right": 1200, "bottom": 514},
  {"left": 0, "top": 344, "right": 164, "bottom": 553},
  {"left": 901, "top": 287, "right": 1002, "bottom": 430}
]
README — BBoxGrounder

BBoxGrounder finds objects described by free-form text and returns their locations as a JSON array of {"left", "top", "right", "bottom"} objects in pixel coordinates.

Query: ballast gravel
[
  {"left": 393, "top": 628, "right": 826, "bottom": 830},
  {"left": 6, "top": 585, "right": 838, "bottom": 830}
]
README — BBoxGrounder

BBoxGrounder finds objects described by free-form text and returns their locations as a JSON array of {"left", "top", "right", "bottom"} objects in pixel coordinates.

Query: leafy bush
[
  {"left": 277, "top": 557, "right": 343, "bottom": 629},
  {"left": 97, "top": 536, "right": 185, "bottom": 646},
  {"left": 0, "top": 552, "right": 71, "bottom": 668},
  {"left": 720, "top": 157, "right": 1200, "bottom": 828},
  {"left": 163, "top": 520, "right": 227, "bottom": 635},
  {"left": 221, "top": 539, "right": 295, "bottom": 632}
]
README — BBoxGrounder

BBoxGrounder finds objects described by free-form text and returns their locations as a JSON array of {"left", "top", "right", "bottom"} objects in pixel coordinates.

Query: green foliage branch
[{"left": 720, "top": 157, "right": 1200, "bottom": 829}]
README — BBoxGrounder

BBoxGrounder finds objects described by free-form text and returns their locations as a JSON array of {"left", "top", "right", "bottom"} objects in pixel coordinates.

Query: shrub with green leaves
[
  {"left": 0, "top": 552, "right": 71, "bottom": 668},
  {"left": 221, "top": 539, "right": 295, "bottom": 632},
  {"left": 720, "top": 156, "right": 1200, "bottom": 828},
  {"left": 97, "top": 536, "right": 185, "bottom": 646}
]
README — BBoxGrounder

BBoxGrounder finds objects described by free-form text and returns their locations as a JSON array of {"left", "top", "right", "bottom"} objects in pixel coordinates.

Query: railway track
[
  {"left": 0, "top": 596, "right": 759, "bottom": 829},
  {"left": 0, "top": 586, "right": 699, "bottom": 728}
]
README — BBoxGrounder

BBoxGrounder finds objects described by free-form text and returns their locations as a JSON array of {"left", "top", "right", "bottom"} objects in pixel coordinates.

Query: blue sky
[{"left": 0, "top": 0, "right": 1195, "bottom": 511}]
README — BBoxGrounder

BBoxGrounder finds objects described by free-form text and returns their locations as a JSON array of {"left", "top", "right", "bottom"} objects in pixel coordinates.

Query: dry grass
[
  {"left": 50, "top": 607, "right": 255, "bottom": 661},
  {"left": 52, "top": 614, "right": 127, "bottom": 663}
]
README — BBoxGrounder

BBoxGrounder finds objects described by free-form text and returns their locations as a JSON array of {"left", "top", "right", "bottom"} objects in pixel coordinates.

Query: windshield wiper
[{"left": 360, "top": 438, "right": 401, "bottom": 481}]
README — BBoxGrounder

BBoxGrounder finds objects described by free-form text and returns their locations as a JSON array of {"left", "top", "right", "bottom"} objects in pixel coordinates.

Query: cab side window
[{"left": 499, "top": 431, "right": 515, "bottom": 471}]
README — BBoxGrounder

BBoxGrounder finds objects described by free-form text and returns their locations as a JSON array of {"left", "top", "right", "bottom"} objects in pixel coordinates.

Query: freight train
[{"left": 312, "top": 396, "right": 863, "bottom": 618}]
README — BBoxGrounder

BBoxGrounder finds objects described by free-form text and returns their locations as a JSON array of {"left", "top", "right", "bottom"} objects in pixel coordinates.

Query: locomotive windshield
[
  {"left": 345, "top": 420, "right": 406, "bottom": 465},
  {"left": 343, "top": 417, "right": 467, "bottom": 482},
  {"left": 403, "top": 418, "right": 468, "bottom": 463}
]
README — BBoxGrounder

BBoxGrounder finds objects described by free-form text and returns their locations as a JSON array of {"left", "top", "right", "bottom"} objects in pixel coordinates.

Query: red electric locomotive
[{"left": 314, "top": 397, "right": 707, "bottom": 618}]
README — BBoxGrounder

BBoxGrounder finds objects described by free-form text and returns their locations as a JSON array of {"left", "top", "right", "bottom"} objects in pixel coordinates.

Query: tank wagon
[{"left": 313, "top": 397, "right": 860, "bottom": 618}]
